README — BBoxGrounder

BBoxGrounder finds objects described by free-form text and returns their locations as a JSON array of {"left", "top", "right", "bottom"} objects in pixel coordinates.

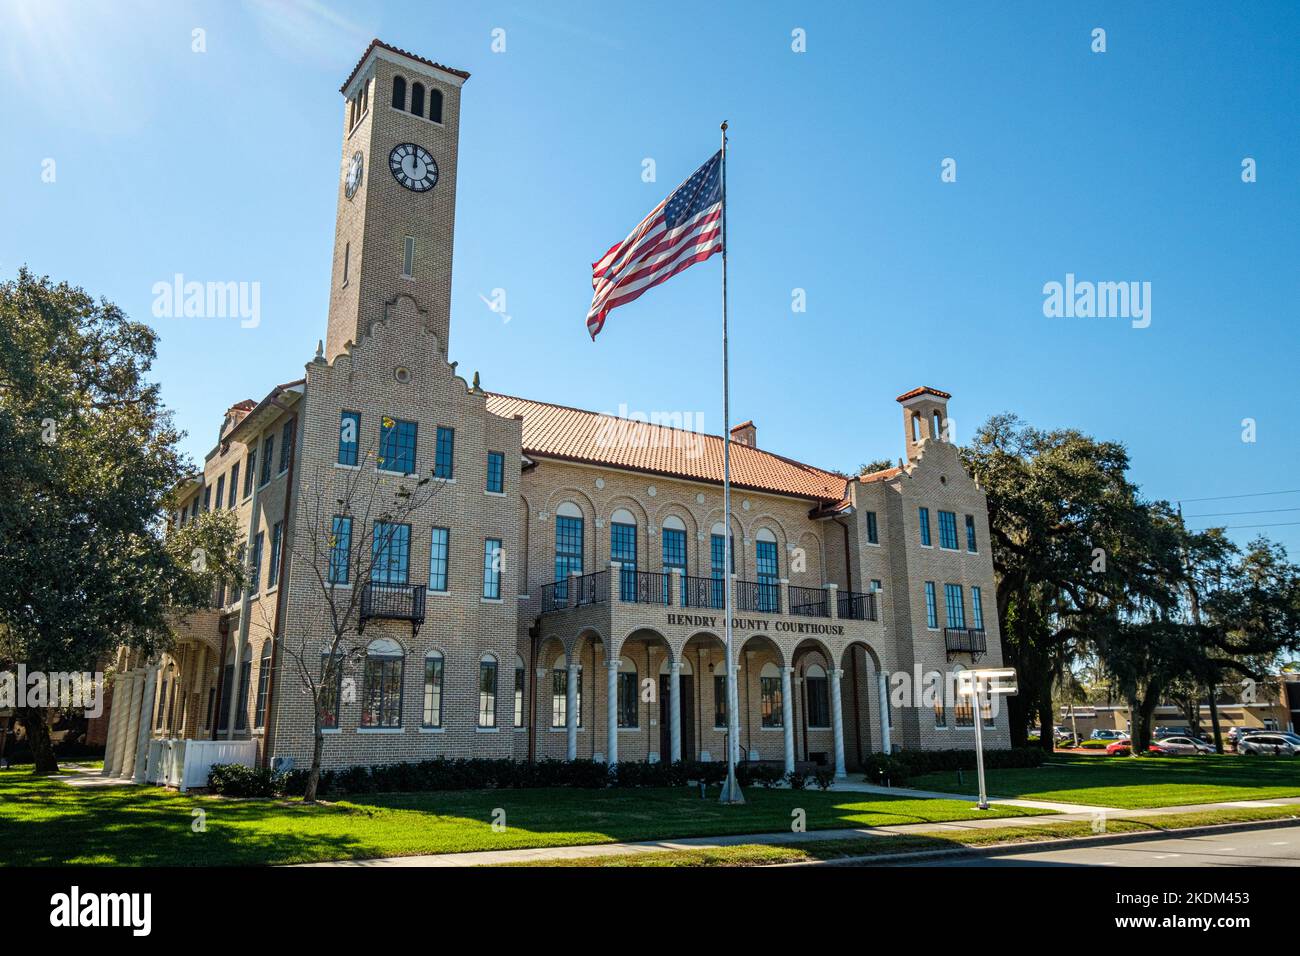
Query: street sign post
[{"left": 956, "top": 668, "right": 1018, "bottom": 810}]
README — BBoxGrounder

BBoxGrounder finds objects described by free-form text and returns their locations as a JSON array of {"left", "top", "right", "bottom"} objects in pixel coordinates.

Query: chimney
[
  {"left": 730, "top": 420, "right": 756, "bottom": 447},
  {"left": 896, "top": 386, "right": 952, "bottom": 462}
]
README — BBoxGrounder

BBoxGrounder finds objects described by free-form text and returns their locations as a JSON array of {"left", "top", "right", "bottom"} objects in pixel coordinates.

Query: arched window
[
  {"left": 254, "top": 642, "right": 273, "bottom": 729},
  {"left": 410, "top": 82, "right": 425, "bottom": 117},
  {"left": 932, "top": 410, "right": 943, "bottom": 441},
  {"left": 391, "top": 75, "right": 406, "bottom": 110},
  {"left": 661, "top": 514, "right": 687, "bottom": 602},
  {"left": 804, "top": 663, "right": 829, "bottom": 728},
  {"left": 611, "top": 508, "right": 637, "bottom": 600},
  {"left": 361, "top": 637, "right": 403, "bottom": 728},
  {"left": 554, "top": 501, "right": 583, "bottom": 600},
  {"left": 951, "top": 665, "right": 974, "bottom": 727},
  {"left": 235, "top": 643, "right": 253, "bottom": 732},
  {"left": 710, "top": 521, "right": 734, "bottom": 609},
  {"left": 760, "top": 662, "right": 783, "bottom": 728},
  {"left": 513, "top": 654, "right": 526, "bottom": 728},
  {"left": 755, "top": 528, "right": 779, "bottom": 612},
  {"left": 551, "top": 654, "right": 581, "bottom": 727},
  {"left": 478, "top": 654, "right": 498, "bottom": 728},
  {"left": 616, "top": 656, "right": 638, "bottom": 728},
  {"left": 422, "top": 651, "right": 443, "bottom": 728},
  {"left": 359, "top": 78, "right": 368, "bottom": 116},
  {"left": 429, "top": 87, "right": 444, "bottom": 124},
  {"left": 912, "top": 412, "right": 921, "bottom": 443}
]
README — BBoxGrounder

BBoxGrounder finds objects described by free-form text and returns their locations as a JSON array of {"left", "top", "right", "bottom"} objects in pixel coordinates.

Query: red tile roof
[
  {"left": 896, "top": 386, "right": 951, "bottom": 403},
  {"left": 484, "top": 393, "right": 849, "bottom": 502},
  {"left": 340, "top": 39, "right": 471, "bottom": 93}
]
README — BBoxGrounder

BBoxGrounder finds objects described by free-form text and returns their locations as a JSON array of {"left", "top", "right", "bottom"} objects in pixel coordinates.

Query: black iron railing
[
  {"left": 620, "top": 570, "right": 671, "bottom": 605},
  {"left": 576, "top": 570, "right": 609, "bottom": 606},
  {"left": 788, "top": 585, "right": 829, "bottom": 618},
  {"left": 945, "top": 627, "right": 987, "bottom": 655},
  {"left": 541, "top": 581, "right": 567, "bottom": 613},
  {"left": 838, "top": 590, "right": 878, "bottom": 621},
  {"left": 359, "top": 582, "right": 426, "bottom": 635},
  {"left": 735, "top": 579, "right": 781, "bottom": 614},
  {"left": 683, "top": 574, "right": 725, "bottom": 609}
]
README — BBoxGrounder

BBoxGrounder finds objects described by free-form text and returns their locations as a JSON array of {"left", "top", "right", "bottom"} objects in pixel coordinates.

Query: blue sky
[{"left": 3, "top": 0, "right": 1298, "bottom": 554}]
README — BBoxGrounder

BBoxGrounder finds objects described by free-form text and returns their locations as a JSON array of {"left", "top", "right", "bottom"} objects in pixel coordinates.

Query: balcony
[
  {"left": 359, "top": 582, "right": 427, "bottom": 636},
  {"left": 837, "top": 590, "right": 878, "bottom": 621},
  {"left": 735, "top": 579, "right": 781, "bottom": 614},
  {"left": 788, "top": 585, "right": 829, "bottom": 618},
  {"left": 682, "top": 574, "right": 725, "bottom": 610},
  {"left": 944, "top": 627, "right": 987, "bottom": 659}
]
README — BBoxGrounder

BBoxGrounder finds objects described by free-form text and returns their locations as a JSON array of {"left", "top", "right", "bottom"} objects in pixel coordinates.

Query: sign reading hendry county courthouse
[{"left": 666, "top": 613, "right": 845, "bottom": 636}]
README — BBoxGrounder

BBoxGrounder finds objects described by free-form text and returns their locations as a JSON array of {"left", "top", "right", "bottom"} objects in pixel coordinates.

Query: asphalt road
[{"left": 897, "top": 823, "right": 1300, "bottom": 867}]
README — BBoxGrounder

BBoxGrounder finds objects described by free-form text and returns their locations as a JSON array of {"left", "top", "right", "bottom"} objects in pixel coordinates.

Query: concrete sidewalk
[{"left": 298, "top": 794, "right": 1300, "bottom": 868}]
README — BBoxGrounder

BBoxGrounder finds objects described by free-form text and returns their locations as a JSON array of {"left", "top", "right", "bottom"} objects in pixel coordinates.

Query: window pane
[
  {"left": 919, "top": 507, "right": 931, "bottom": 546},
  {"left": 478, "top": 660, "right": 497, "bottom": 727},
  {"left": 483, "top": 538, "right": 502, "bottom": 599},
  {"left": 378, "top": 417, "right": 417, "bottom": 474},
  {"left": 429, "top": 527, "right": 449, "bottom": 591},
  {"left": 435, "top": 426, "right": 455, "bottom": 479},
  {"left": 422, "top": 656, "right": 443, "bottom": 727},
  {"left": 924, "top": 581, "right": 937, "bottom": 629},
  {"left": 486, "top": 451, "right": 504, "bottom": 493},
  {"left": 338, "top": 411, "right": 360, "bottom": 466},
  {"left": 760, "top": 676, "right": 782, "bottom": 728},
  {"left": 371, "top": 522, "right": 411, "bottom": 585},
  {"left": 554, "top": 515, "right": 583, "bottom": 599},
  {"left": 329, "top": 516, "right": 352, "bottom": 584}
]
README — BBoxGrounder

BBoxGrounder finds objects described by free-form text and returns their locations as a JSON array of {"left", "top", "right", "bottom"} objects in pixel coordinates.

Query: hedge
[
  {"left": 859, "top": 746, "right": 1046, "bottom": 785},
  {"left": 205, "top": 757, "right": 837, "bottom": 798}
]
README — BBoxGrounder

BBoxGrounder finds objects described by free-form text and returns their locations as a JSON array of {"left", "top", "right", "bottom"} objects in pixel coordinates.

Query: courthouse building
[{"left": 99, "top": 40, "right": 1011, "bottom": 785}]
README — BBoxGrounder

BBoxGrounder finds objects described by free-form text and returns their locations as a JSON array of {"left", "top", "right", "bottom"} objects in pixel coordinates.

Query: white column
[
  {"left": 830, "top": 668, "right": 846, "bottom": 779},
  {"left": 669, "top": 661, "right": 682, "bottom": 763},
  {"left": 781, "top": 665, "right": 795, "bottom": 775},
  {"left": 565, "top": 662, "right": 579, "bottom": 761},
  {"left": 120, "top": 672, "right": 144, "bottom": 779},
  {"left": 605, "top": 658, "right": 619, "bottom": 766},
  {"left": 102, "top": 672, "right": 130, "bottom": 776},
  {"left": 877, "top": 669, "right": 892, "bottom": 754},
  {"left": 534, "top": 667, "right": 547, "bottom": 750},
  {"left": 132, "top": 665, "right": 159, "bottom": 783}
]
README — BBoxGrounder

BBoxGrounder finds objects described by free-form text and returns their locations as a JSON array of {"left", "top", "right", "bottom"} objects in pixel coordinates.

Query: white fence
[{"left": 145, "top": 739, "right": 258, "bottom": 791}]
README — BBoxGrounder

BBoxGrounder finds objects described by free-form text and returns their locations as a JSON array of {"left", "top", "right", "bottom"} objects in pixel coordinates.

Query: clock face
[
  {"left": 389, "top": 143, "right": 438, "bottom": 192},
  {"left": 344, "top": 151, "right": 364, "bottom": 200}
]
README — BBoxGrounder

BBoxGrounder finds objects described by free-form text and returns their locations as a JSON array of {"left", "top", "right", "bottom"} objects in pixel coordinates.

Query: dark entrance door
[{"left": 659, "top": 673, "right": 695, "bottom": 761}]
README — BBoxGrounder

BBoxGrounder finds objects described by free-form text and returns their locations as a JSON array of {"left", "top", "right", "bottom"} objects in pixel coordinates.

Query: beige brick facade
[{"left": 133, "top": 41, "right": 1012, "bottom": 779}]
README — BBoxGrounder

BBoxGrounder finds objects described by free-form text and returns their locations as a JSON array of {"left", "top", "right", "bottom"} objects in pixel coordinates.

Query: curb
[{"left": 779, "top": 815, "right": 1300, "bottom": 867}]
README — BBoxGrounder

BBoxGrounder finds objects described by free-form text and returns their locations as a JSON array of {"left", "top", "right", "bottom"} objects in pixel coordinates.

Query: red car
[{"left": 1105, "top": 738, "right": 1168, "bottom": 755}]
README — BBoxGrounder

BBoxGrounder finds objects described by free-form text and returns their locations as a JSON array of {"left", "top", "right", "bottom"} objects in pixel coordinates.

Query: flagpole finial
[{"left": 720, "top": 120, "right": 728, "bottom": 131}]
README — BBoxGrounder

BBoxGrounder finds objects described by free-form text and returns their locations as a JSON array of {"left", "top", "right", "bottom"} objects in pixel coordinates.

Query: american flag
[{"left": 586, "top": 151, "right": 723, "bottom": 339}]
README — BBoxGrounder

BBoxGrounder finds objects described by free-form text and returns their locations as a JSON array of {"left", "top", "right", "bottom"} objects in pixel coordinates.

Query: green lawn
[
  {"left": 0, "top": 768, "right": 1039, "bottom": 866},
  {"left": 908, "top": 752, "right": 1300, "bottom": 808}
]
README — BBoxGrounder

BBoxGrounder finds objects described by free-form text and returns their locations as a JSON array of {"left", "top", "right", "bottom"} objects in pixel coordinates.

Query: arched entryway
[
  {"left": 841, "top": 641, "right": 887, "bottom": 770},
  {"left": 680, "top": 630, "right": 728, "bottom": 763}
]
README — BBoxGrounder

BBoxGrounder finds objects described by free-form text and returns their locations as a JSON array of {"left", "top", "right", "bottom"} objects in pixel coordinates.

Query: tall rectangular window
[
  {"left": 611, "top": 520, "right": 637, "bottom": 601},
  {"left": 478, "top": 659, "right": 498, "bottom": 728},
  {"left": 938, "top": 510, "right": 958, "bottom": 549},
  {"left": 243, "top": 449, "right": 256, "bottom": 497},
  {"left": 919, "top": 507, "right": 932, "bottom": 547},
  {"left": 261, "top": 434, "right": 274, "bottom": 485},
  {"left": 254, "top": 646, "right": 272, "bottom": 729},
  {"left": 617, "top": 669, "right": 638, "bottom": 728},
  {"left": 371, "top": 522, "right": 411, "bottom": 585},
  {"left": 361, "top": 650, "right": 402, "bottom": 728},
  {"left": 965, "top": 514, "right": 978, "bottom": 553},
  {"left": 554, "top": 515, "right": 583, "bottom": 600},
  {"left": 250, "top": 531, "right": 264, "bottom": 595},
  {"left": 202, "top": 486, "right": 211, "bottom": 511},
  {"left": 924, "top": 581, "right": 938, "bottom": 629},
  {"left": 710, "top": 533, "right": 733, "bottom": 610},
  {"left": 552, "top": 666, "right": 581, "bottom": 728},
  {"left": 268, "top": 521, "right": 283, "bottom": 584},
  {"left": 662, "top": 526, "right": 686, "bottom": 603},
  {"left": 434, "top": 426, "right": 455, "bottom": 479},
  {"left": 328, "top": 516, "right": 352, "bottom": 585},
  {"left": 228, "top": 464, "right": 240, "bottom": 508},
  {"left": 806, "top": 671, "right": 830, "bottom": 728},
  {"left": 756, "top": 539, "right": 779, "bottom": 613},
  {"left": 402, "top": 236, "right": 415, "bottom": 278},
  {"left": 944, "top": 583, "right": 966, "bottom": 629},
  {"left": 865, "top": 510, "right": 879, "bottom": 544},
  {"left": 934, "top": 697, "right": 947, "bottom": 728},
  {"left": 428, "top": 527, "right": 449, "bottom": 591},
  {"left": 279, "top": 419, "right": 294, "bottom": 473},
  {"left": 215, "top": 475, "right": 226, "bottom": 512},
  {"left": 378, "top": 417, "right": 417, "bottom": 474},
  {"left": 971, "top": 586, "right": 985, "bottom": 630},
  {"left": 486, "top": 450, "right": 504, "bottom": 493},
  {"left": 954, "top": 693, "right": 975, "bottom": 728},
  {"left": 483, "top": 538, "right": 502, "bottom": 599},
  {"left": 338, "top": 411, "right": 360, "bottom": 466},
  {"left": 713, "top": 674, "right": 728, "bottom": 728},
  {"left": 760, "top": 671, "right": 783, "bottom": 728},
  {"left": 514, "top": 664, "right": 525, "bottom": 728},
  {"left": 422, "top": 654, "right": 443, "bottom": 727},
  {"left": 342, "top": 241, "right": 350, "bottom": 285}
]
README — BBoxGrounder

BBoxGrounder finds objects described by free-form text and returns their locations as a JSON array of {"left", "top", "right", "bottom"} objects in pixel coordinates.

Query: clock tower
[{"left": 324, "top": 40, "right": 470, "bottom": 361}]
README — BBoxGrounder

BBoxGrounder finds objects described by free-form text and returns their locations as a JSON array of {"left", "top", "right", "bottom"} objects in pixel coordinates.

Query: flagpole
[{"left": 718, "top": 120, "right": 744, "bottom": 805}]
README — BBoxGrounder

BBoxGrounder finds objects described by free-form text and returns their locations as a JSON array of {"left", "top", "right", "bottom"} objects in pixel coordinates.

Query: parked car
[
  {"left": 1151, "top": 735, "right": 1214, "bottom": 755},
  {"left": 1239, "top": 733, "right": 1300, "bottom": 756},
  {"left": 1090, "top": 729, "right": 1126, "bottom": 741},
  {"left": 1105, "top": 738, "right": 1170, "bottom": 755}
]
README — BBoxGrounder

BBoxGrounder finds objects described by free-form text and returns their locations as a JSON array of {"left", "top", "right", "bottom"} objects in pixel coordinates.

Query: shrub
[
  {"left": 860, "top": 746, "right": 1045, "bottom": 785},
  {"left": 784, "top": 769, "right": 809, "bottom": 790},
  {"left": 207, "top": 764, "right": 283, "bottom": 797},
  {"left": 812, "top": 767, "right": 836, "bottom": 791}
]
